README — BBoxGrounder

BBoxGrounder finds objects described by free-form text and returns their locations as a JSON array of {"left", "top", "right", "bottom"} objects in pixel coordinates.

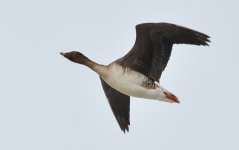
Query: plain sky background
[{"left": 0, "top": 0, "right": 238, "bottom": 149}]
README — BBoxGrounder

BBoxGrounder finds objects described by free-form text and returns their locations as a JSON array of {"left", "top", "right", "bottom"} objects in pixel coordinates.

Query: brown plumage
[
  {"left": 118, "top": 23, "right": 210, "bottom": 82},
  {"left": 60, "top": 22, "right": 210, "bottom": 132}
]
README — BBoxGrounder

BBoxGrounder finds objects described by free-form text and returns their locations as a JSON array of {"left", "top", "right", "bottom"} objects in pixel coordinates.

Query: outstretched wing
[
  {"left": 100, "top": 77, "right": 130, "bottom": 132},
  {"left": 117, "top": 23, "right": 210, "bottom": 81}
]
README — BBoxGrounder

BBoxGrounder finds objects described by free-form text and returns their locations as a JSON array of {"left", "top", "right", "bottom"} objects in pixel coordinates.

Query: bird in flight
[{"left": 60, "top": 22, "right": 210, "bottom": 132}]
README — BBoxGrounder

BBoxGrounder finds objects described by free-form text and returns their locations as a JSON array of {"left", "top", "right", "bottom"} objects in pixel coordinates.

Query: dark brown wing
[
  {"left": 100, "top": 77, "right": 130, "bottom": 132},
  {"left": 117, "top": 23, "right": 210, "bottom": 81}
]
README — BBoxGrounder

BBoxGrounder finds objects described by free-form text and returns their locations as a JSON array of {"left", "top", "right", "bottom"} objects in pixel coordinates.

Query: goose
[{"left": 60, "top": 22, "right": 210, "bottom": 132}]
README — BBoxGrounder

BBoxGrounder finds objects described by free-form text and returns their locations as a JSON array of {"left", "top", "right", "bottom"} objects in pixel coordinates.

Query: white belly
[{"left": 101, "top": 64, "right": 166, "bottom": 101}]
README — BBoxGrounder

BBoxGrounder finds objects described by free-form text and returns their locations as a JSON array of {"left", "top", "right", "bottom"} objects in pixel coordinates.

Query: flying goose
[{"left": 60, "top": 22, "right": 210, "bottom": 132}]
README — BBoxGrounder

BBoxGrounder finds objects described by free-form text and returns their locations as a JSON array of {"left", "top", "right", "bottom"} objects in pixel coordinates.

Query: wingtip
[
  {"left": 204, "top": 39, "right": 211, "bottom": 46},
  {"left": 121, "top": 124, "right": 129, "bottom": 133},
  {"left": 119, "top": 121, "right": 130, "bottom": 133},
  {"left": 206, "top": 37, "right": 211, "bottom": 45},
  {"left": 199, "top": 37, "right": 210, "bottom": 46},
  {"left": 121, "top": 129, "right": 128, "bottom": 133},
  {"left": 195, "top": 32, "right": 211, "bottom": 46}
]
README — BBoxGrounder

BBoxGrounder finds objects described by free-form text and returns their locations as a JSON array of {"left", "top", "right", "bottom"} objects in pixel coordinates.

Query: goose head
[{"left": 60, "top": 51, "right": 88, "bottom": 64}]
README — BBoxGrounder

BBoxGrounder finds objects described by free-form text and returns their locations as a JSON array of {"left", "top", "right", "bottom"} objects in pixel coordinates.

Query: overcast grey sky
[{"left": 0, "top": 0, "right": 238, "bottom": 149}]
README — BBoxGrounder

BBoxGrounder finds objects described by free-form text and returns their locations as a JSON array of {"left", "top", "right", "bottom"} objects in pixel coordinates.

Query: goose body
[
  {"left": 101, "top": 63, "right": 174, "bottom": 102},
  {"left": 60, "top": 22, "right": 210, "bottom": 132}
]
